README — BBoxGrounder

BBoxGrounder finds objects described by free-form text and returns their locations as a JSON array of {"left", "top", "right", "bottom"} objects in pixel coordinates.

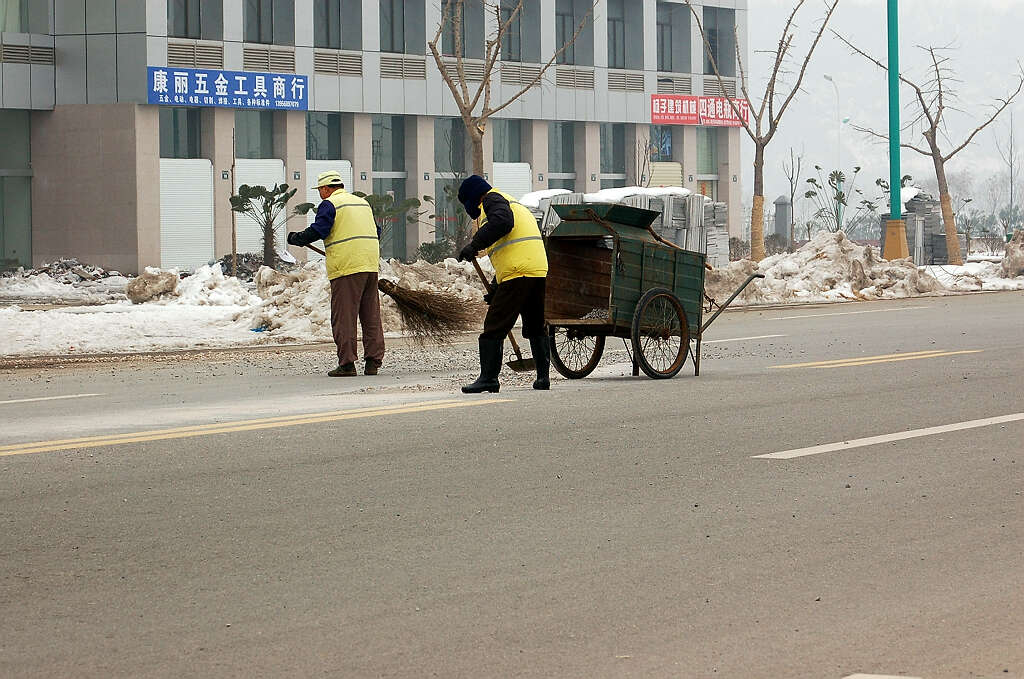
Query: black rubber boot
[
  {"left": 530, "top": 335, "right": 550, "bottom": 390},
  {"left": 462, "top": 338, "right": 503, "bottom": 393}
]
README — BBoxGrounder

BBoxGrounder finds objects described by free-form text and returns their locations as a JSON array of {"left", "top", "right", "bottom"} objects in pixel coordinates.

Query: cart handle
[{"left": 699, "top": 273, "right": 765, "bottom": 334}]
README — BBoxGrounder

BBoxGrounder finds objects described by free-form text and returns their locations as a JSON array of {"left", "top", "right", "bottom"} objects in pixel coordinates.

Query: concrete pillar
[
  {"left": 134, "top": 105, "right": 161, "bottom": 272},
  {"left": 575, "top": 121, "right": 600, "bottom": 193},
  {"left": 720, "top": 126, "right": 742, "bottom": 238},
  {"left": 203, "top": 107, "right": 237, "bottom": 260},
  {"left": 276, "top": 110, "right": 308, "bottom": 261},
  {"left": 342, "top": 113, "right": 373, "bottom": 194},
  {"left": 680, "top": 125, "right": 697, "bottom": 193},
  {"left": 524, "top": 119, "right": 549, "bottom": 188},
  {"left": 405, "top": 115, "right": 435, "bottom": 259}
]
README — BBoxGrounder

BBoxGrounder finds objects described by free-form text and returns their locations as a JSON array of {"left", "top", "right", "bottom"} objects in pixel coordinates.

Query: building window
[
  {"left": 703, "top": 6, "right": 736, "bottom": 77},
  {"left": 313, "top": 0, "right": 341, "bottom": 49},
  {"left": 548, "top": 121, "right": 574, "bottom": 174},
  {"left": 372, "top": 115, "right": 406, "bottom": 173},
  {"left": 160, "top": 108, "right": 202, "bottom": 159},
  {"left": 168, "top": 0, "right": 223, "bottom": 40},
  {"left": 440, "top": 0, "right": 466, "bottom": 57},
  {"left": 492, "top": 119, "right": 522, "bottom": 164},
  {"left": 380, "top": 0, "right": 405, "bottom": 53},
  {"left": 607, "top": 0, "right": 626, "bottom": 69},
  {"left": 650, "top": 125, "right": 673, "bottom": 162},
  {"left": 500, "top": 0, "right": 522, "bottom": 62},
  {"left": 235, "top": 110, "right": 275, "bottom": 159},
  {"left": 434, "top": 118, "right": 467, "bottom": 175},
  {"left": 0, "top": 0, "right": 28, "bottom": 32},
  {"left": 372, "top": 178, "right": 407, "bottom": 260},
  {"left": 0, "top": 109, "right": 31, "bottom": 271},
  {"left": 656, "top": 2, "right": 690, "bottom": 74},
  {"left": 555, "top": 0, "right": 575, "bottom": 65},
  {"left": 244, "top": 0, "right": 294, "bottom": 46},
  {"left": 306, "top": 112, "right": 342, "bottom": 160},
  {"left": 433, "top": 177, "right": 463, "bottom": 242},
  {"left": 600, "top": 123, "right": 625, "bottom": 175},
  {"left": 696, "top": 127, "right": 719, "bottom": 175}
]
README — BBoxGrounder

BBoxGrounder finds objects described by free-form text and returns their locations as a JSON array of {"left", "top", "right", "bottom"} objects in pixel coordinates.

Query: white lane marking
[
  {"left": 843, "top": 675, "right": 923, "bottom": 679},
  {"left": 769, "top": 305, "right": 929, "bottom": 321},
  {"left": 754, "top": 412, "right": 1024, "bottom": 460},
  {"left": 0, "top": 393, "right": 104, "bottom": 405},
  {"left": 703, "top": 334, "right": 787, "bottom": 344}
]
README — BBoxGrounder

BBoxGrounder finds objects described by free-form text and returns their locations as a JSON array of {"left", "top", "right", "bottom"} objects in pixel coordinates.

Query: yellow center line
[
  {"left": 771, "top": 349, "right": 982, "bottom": 370},
  {"left": 0, "top": 398, "right": 511, "bottom": 458},
  {"left": 0, "top": 399, "right": 467, "bottom": 453}
]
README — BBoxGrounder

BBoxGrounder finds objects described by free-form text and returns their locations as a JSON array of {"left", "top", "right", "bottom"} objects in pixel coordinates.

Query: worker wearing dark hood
[{"left": 456, "top": 175, "right": 550, "bottom": 393}]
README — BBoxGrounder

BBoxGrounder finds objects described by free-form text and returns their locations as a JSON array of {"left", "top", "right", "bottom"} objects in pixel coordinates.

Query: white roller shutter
[
  {"left": 492, "top": 162, "right": 533, "bottom": 201},
  {"left": 650, "top": 162, "right": 684, "bottom": 187},
  {"left": 160, "top": 159, "right": 215, "bottom": 270},
  {"left": 234, "top": 159, "right": 287, "bottom": 255},
  {"left": 303, "top": 160, "right": 354, "bottom": 262}
]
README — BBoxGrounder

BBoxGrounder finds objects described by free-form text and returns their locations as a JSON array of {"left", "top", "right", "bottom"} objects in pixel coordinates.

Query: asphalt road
[{"left": 1, "top": 292, "right": 1022, "bottom": 678}]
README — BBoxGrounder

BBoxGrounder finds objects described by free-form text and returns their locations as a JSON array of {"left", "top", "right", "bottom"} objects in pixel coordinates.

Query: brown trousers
[{"left": 329, "top": 272, "right": 385, "bottom": 366}]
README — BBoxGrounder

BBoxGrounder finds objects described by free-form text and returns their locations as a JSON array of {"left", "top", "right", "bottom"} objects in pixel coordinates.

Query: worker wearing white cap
[{"left": 288, "top": 170, "right": 385, "bottom": 377}]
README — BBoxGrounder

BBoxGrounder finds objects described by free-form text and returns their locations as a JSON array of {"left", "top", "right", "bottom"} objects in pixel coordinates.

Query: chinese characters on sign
[
  {"left": 147, "top": 67, "right": 309, "bottom": 111},
  {"left": 650, "top": 94, "right": 749, "bottom": 127}
]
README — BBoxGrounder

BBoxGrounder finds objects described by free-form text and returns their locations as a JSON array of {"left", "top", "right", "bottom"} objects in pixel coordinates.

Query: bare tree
[
  {"left": 837, "top": 38, "right": 1024, "bottom": 264},
  {"left": 428, "top": 0, "right": 592, "bottom": 175},
  {"left": 995, "top": 110, "right": 1021, "bottom": 235},
  {"left": 782, "top": 147, "right": 803, "bottom": 249},
  {"left": 685, "top": 0, "right": 840, "bottom": 261}
]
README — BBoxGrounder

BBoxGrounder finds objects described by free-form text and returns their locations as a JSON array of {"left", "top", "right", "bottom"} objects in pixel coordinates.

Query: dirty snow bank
[
  {"left": 0, "top": 258, "right": 129, "bottom": 304},
  {"left": 705, "top": 230, "right": 945, "bottom": 305},
  {"left": 240, "top": 257, "right": 490, "bottom": 342}
]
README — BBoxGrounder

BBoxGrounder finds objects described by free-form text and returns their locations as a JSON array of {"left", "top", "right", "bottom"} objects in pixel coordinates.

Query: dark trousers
[
  {"left": 481, "top": 276, "right": 547, "bottom": 340},
  {"left": 330, "top": 272, "right": 386, "bottom": 365}
]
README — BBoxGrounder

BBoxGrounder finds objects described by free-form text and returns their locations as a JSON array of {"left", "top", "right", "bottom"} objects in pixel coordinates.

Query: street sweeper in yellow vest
[
  {"left": 456, "top": 174, "right": 549, "bottom": 393},
  {"left": 288, "top": 170, "right": 385, "bottom": 377}
]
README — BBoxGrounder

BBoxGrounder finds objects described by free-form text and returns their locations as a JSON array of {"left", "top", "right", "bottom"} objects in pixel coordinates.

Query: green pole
[{"left": 888, "top": 0, "right": 901, "bottom": 219}]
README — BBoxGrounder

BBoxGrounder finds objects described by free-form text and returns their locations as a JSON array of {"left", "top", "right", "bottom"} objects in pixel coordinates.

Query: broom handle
[
  {"left": 471, "top": 257, "right": 527, "bottom": 361},
  {"left": 305, "top": 244, "right": 326, "bottom": 256}
]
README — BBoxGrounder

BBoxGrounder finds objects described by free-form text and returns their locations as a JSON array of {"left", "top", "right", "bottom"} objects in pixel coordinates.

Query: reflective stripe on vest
[
  {"left": 324, "top": 190, "right": 380, "bottom": 279},
  {"left": 488, "top": 235, "right": 543, "bottom": 256}
]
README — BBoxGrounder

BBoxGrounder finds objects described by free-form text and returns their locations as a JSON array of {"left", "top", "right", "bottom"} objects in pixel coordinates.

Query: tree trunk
[
  {"left": 750, "top": 145, "right": 766, "bottom": 261},
  {"left": 263, "top": 208, "right": 276, "bottom": 269},
  {"left": 933, "top": 156, "right": 964, "bottom": 265},
  {"left": 471, "top": 126, "right": 485, "bottom": 177}
]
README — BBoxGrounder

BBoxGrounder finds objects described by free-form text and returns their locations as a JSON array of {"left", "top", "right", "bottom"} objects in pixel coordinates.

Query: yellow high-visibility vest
[
  {"left": 480, "top": 189, "right": 548, "bottom": 284},
  {"left": 323, "top": 190, "right": 379, "bottom": 279}
]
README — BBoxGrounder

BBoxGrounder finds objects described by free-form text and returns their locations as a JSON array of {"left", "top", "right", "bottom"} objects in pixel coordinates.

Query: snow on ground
[{"left": 2, "top": 234, "right": 1022, "bottom": 359}]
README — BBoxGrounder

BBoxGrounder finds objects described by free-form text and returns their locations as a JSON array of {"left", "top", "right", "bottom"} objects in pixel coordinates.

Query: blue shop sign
[{"left": 147, "top": 66, "right": 308, "bottom": 110}]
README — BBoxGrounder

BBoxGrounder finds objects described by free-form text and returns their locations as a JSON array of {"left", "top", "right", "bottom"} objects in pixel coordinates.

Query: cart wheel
[
  {"left": 630, "top": 287, "right": 690, "bottom": 379},
  {"left": 549, "top": 326, "right": 605, "bottom": 379}
]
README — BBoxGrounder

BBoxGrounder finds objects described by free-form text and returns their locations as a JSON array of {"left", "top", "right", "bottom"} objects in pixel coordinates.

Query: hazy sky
[{"left": 746, "top": 0, "right": 1024, "bottom": 218}]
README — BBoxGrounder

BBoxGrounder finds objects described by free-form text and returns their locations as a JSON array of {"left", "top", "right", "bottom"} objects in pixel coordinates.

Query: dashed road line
[
  {"left": 703, "top": 334, "right": 787, "bottom": 344},
  {"left": 0, "top": 393, "right": 103, "bottom": 405},
  {"left": 768, "top": 305, "right": 930, "bottom": 320},
  {"left": 754, "top": 412, "right": 1024, "bottom": 460}
]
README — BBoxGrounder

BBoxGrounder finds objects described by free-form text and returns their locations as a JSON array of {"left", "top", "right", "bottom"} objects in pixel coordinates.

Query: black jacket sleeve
[{"left": 470, "top": 193, "right": 515, "bottom": 251}]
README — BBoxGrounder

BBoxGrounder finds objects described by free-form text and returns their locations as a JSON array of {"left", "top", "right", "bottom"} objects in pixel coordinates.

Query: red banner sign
[{"left": 651, "top": 94, "right": 749, "bottom": 127}]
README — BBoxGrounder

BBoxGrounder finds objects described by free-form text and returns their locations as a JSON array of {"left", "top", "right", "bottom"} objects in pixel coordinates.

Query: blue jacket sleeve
[{"left": 309, "top": 200, "right": 336, "bottom": 239}]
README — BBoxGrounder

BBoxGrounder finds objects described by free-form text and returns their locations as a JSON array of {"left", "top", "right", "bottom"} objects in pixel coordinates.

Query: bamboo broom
[{"left": 303, "top": 244, "right": 482, "bottom": 343}]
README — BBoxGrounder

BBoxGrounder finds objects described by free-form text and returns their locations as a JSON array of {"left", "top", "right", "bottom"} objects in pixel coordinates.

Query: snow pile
[
  {"left": 126, "top": 268, "right": 179, "bottom": 303},
  {"left": 705, "top": 230, "right": 944, "bottom": 305},
  {"left": 242, "top": 258, "right": 490, "bottom": 342},
  {"left": 519, "top": 189, "right": 572, "bottom": 210},
  {"left": 923, "top": 262, "right": 1024, "bottom": 292},
  {"left": 582, "top": 186, "right": 693, "bottom": 204},
  {"left": 1003, "top": 231, "right": 1024, "bottom": 278},
  {"left": 0, "top": 302, "right": 259, "bottom": 357},
  {"left": 163, "top": 264, "right": 261, "bottom": 306},
  {"left": 0, "top": 259, "right": 129, "bottom": 304}
]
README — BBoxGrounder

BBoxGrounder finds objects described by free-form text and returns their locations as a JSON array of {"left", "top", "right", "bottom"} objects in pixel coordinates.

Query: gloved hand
[
  {"left": 287, "top": 231, "right": 303, "bottom": 246},
  {"left": 483, "top": 290, "right": 493, "bottom": 305},
  {"left": 482, "top": 277, "right": 497, "bottom": 304},
  {"left": 457, "top": 242, "right": 478, "bottom": 262}
]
